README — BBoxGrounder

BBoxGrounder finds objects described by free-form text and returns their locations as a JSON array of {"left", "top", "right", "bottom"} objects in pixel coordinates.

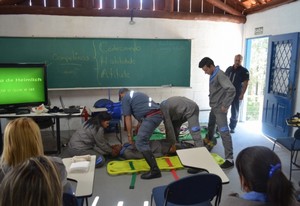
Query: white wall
[
  {"left": 0, "top": 14, "right": 243, "bottom": 129},
  {"left": 244, "top": 0, "right": 300, "bottom": 118}
]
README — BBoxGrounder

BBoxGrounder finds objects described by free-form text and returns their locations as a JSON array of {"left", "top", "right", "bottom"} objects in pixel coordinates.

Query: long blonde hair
[
  {"left": 0, "top": 156, "right": 62, "bottom": 206},
  {"left": 1, "top": 117, "right": 44, "bottom": 166}
]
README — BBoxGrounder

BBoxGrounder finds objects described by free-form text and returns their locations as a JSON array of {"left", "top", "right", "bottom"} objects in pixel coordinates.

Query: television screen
[{"left": 0, "top": 63, "right": 48, "bottom": 112}]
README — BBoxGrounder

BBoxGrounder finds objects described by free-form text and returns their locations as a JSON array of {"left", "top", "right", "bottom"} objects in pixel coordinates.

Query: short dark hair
[
  {"left": 198, "top": 57, "right": 215, "bottom": 68},
  {"left": 118, "top": 88, "right": 129, "bottom": 101}
]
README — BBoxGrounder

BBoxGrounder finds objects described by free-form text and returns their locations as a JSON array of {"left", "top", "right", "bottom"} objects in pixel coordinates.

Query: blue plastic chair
[
  {"left": 151, "top": 173, "right": 222, "bottom": 206},
  {"left": 272, "top": 127, "right": 300, "bottom": 180}
]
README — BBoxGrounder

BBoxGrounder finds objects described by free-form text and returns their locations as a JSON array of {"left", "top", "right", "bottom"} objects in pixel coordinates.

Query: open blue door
[{"left": 262, "top": 32, "right": 299, "bottom": 138}]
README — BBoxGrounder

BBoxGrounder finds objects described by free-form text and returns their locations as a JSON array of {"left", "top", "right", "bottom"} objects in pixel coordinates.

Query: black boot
[{"left": 141, "top": 151, "right": 161, "bottom": 179}]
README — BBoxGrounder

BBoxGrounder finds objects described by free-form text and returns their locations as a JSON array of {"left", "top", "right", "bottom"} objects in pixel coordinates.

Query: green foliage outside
[{"left": 245, "top": 37, "right": 268, "bottom": 121}]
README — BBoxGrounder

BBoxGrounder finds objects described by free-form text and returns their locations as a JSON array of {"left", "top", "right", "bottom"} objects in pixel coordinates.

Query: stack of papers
[{"left": 69, "top": 155, "right": 91, "bottom": 173}]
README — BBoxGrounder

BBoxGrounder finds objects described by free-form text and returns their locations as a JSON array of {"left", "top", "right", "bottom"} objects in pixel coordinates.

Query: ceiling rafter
[{"left": 0, "top": 0, "right": 296, "bottom": 23}]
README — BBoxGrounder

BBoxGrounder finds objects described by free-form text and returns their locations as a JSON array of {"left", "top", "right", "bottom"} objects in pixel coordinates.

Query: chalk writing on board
[
  {"left": 97, "top": 42, "right": 141, "bottom": 53},
  {"left": 0, "top": 37, "right": 191, "bottom": 88},
  {"left": 93, "top": 41, "right": 133, "bottom": 85},
  {"left": 52, "top": 52, "right": 90, "bottom": 63}
]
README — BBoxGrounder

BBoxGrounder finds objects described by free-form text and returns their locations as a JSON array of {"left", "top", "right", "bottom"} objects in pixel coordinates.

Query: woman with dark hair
[
  {"left": 221, "top": 146, "right": 300, "bottom": 206},
  {"left": 61, "top": 112, "right": 122, "bottom": 168}
]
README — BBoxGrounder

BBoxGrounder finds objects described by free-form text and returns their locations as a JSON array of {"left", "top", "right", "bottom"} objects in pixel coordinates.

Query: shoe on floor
[
  {"left": 203, "top": 136, "right": 217, "bottom": 151},
  {"left": 187, "top": 168, "right": 206, "bottom": 174},
  {"left": 220, "top": 160, "right": 234, "bottom": 169},
  {"left": 230, "top": 129, "right": 235, "bottom": 133}
]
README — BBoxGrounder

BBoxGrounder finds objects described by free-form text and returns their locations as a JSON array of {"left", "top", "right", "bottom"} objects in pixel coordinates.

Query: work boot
[{"left": 141, "top": 151, "right": 161, "bottom": 179}]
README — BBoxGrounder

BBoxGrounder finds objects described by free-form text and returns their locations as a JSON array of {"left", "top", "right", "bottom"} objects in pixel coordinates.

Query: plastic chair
[
  {"left": 151, "top": 173, "right": 222, "bottom": 206},
  {"left": 272, "top": 121, "right": 300, "bottom": 180},
  {"left": 94, "top": 99, "right": 123, "bottom": 144},
  {"left": 32, "top": 116, "right": 56, "bottom": 139},
  {"left": 63, "top": 193, "right": 83, "bottom": 206}
]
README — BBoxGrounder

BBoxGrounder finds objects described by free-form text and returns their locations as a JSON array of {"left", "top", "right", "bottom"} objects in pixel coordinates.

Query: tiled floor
[{"left": 42, "top": 121, "right": 300, "bottom": 206}]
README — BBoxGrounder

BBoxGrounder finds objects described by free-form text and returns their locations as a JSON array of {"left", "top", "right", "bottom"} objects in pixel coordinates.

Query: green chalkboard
[{"left": 0, "top": 37, "right": 191, "bottom": 89}]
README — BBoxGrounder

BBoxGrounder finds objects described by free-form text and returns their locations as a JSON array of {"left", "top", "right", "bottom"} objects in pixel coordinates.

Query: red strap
[{"left": 165, "top": 157, "right": 180, "bottom": 180}]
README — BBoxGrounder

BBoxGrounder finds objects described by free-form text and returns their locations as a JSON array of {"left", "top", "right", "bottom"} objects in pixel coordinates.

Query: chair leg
[
  {"left": 290, "top": 151, "right": 294, "bottom": 180},
  {"left": 51, "top": 125, "right": 56, "bottom": 139},
  {"left": 150, "top": 194, "right": 153, "bottom": 206},
  {"left": 116, "top": 121, "right": 122, "bottom": 144},
  {"left": 272, "top": 140, "right": 277, "bottom": 151}
]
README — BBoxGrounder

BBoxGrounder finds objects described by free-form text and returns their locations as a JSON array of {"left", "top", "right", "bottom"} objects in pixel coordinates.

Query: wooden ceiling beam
[
  {"left": 0, "top": 0, "right": 25, "bottom": 5},
  {"left": 205, "top": 0, "right": 244, "bottom": 16},
  {"left": 0, "top": 6, "right": 247, "bottom": 23}
]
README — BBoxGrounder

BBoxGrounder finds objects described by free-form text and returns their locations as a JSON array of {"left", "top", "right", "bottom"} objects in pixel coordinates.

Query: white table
[
  {"left": 62, "top": 155, "right": 96, "bottom": 205},
  {"left": 176, "top": 147, "right": 230, "bottom": 184}
]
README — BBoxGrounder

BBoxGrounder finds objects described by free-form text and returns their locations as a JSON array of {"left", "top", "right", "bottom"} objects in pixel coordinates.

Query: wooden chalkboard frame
[{"left": 0, "top": 37, "right": 191, "bottom": 89}]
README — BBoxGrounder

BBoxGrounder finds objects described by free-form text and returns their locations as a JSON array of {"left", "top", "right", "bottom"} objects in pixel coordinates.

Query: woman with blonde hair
[
  {"left": 0, "top": 117, "right": 71, "bottom": 192},
  {"left": 0, "top": 156, "right": 63, "bottom": 206}
]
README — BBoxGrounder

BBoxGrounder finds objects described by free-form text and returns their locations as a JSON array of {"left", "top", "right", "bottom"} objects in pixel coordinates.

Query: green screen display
[{"left": 0, "top": 64, "right": 47, "bottom": 107}]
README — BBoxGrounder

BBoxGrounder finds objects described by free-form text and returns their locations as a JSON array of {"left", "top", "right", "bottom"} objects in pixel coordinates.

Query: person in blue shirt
[
  {"left": 119, "top": 88, "right": 163, "bottom": 179},
  {"left": 221, "top": 146, "right": 299, "bottom": 206},
  {"left": 225, "top": 54, "right": 250, "bottom": 133}
]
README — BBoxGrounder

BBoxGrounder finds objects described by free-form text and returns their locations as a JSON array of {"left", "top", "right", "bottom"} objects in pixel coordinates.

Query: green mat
[{"left": 133, "top": 127, "right": 220, "bottom": 141}]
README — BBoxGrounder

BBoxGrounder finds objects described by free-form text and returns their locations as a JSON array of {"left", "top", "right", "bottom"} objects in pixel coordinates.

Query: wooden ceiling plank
[
  {"left": 0, "top": 6, "right": 246, "bottom": 23},
  {"left": 244, "top": 0, "right": 295, "bottom": 14},
  {"left": 205, "top": 0, "right": 244, "bottom": 16}
]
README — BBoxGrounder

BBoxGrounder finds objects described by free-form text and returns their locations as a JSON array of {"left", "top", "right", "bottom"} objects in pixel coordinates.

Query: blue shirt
[
  {"left": 121, "top": 91, "right": 160, "bottom": 121},
  {"left": 225, "top": 65, "right": 249, "bottom": 94},
  {"left": 242, "top": 191, "right": 267, "bottom": 202}
]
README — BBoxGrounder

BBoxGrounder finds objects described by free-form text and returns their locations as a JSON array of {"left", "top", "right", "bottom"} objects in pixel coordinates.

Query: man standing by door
[{"left": 225, "top": 54, "right": 250, "bottom": 133}]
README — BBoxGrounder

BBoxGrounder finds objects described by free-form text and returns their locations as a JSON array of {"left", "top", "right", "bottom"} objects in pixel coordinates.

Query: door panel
[{"left": 262, "top": 32, "right": 299, "bottom": 138}]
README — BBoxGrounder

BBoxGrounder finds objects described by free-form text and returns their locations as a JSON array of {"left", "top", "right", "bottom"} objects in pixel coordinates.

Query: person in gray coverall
[
  {"left": 199, "top": 57, "right": 236, "bottom": 169},
  {"left": 119, "top": 88, "right": 163, "bottom": 179},
  {"left": 61, "top": 112, "right": 122, "bottom": 168},
  {"left": 160, "top": 96, "right": 203, "bottom": 147}
]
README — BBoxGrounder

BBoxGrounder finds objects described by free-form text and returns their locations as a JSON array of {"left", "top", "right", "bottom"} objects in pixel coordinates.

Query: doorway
[{"left": 244, "top": 37, "right": 269, "bottom": 123}]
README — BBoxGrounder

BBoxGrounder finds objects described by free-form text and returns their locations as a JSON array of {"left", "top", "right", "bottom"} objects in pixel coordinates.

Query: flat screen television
[{"left": 0, "top": 63, "right": 48, "bottom": 113}]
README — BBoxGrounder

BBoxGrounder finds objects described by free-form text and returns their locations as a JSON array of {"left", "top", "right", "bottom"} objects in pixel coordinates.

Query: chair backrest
[
  {"left": 63, "top": 193, "right": 79, "bottom": 206},
  {"left": 164, "top": 173, "right": 222, "bottom": 206},
  {"left": 294, "top": 128, "right": 300, "bottom": 139},
  {"left": 94, "top": 98, "right": 113, "bottom": 108},
  {"left": 32, "top": 116, "right": 55, "bottom": 129}
]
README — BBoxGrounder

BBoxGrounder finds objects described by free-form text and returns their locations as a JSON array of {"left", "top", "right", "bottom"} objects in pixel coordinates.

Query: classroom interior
[{"left": 1, "top": 1, "right": 300, "bottom": 205}]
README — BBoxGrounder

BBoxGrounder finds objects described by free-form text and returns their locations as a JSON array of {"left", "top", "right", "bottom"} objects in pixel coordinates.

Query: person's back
[
  {"left": 0, "top": 117, "right": 71, "bottom": 192},
  {"left": 0, "top": 156, "right": 62, "bottom": 206},
  {"left": 121, "top": 90, "right": 160, "bottom": 121}
]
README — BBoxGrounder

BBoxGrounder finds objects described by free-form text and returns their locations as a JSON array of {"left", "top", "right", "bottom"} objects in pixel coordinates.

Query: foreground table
[
  {"left": 62, "top": 155, "right": 96, "bottom": 205},
  {"left": 176, "top": 147, "right": 229, "bottom": 184}
]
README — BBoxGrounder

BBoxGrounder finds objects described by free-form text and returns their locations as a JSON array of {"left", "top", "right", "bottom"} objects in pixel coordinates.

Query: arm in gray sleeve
[
  {"left": 48, "top": 156, "right": 73, "bottom": 193},
  {"left": 93, "top": 127, "right": 112, "bottom": 155},
  {"left": 160, "top": 102, "right": 176, "bottom": 145},
  {"left": 219, "top": 74, "right": 236, "bottom": 108}
]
